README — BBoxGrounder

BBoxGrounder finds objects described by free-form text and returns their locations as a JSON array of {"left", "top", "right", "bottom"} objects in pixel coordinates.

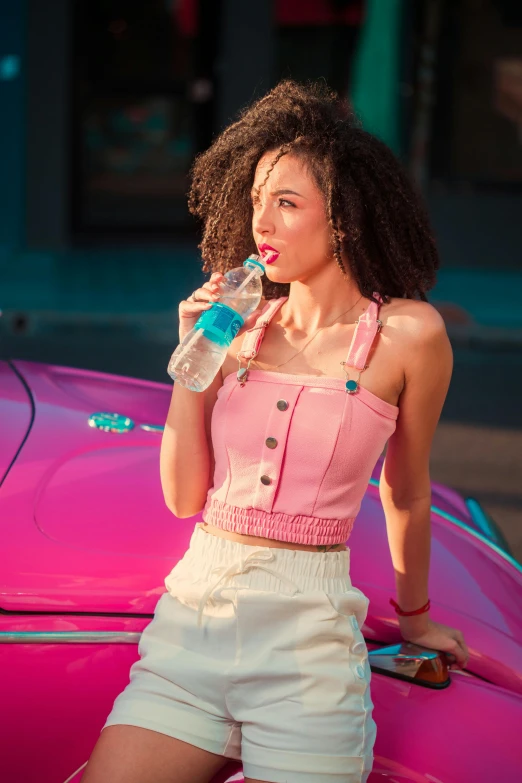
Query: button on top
[
  {"left": 351, "top": 615, "right": 359, "bottom": 631},
  {"left": 277, "top": 399, "right": 289, "bottom": 411},
  {"left": 260, "top": 475, "right": 272, "bottom": 486},
  {"left": 265, "top": 437, "right": 278, "bottom": 449}
]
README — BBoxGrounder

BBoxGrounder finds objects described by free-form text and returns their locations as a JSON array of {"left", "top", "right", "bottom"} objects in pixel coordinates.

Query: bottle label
[{"left": 195, "top": 302, "right": 245, "bottom": 346}]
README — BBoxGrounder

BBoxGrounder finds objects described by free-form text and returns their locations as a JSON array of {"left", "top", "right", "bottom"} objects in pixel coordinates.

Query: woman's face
[{"left": 251, "top": 151, "right": 335, "bottom": 285}]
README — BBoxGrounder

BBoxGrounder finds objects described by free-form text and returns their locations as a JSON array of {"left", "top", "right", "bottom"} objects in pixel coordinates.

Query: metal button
[
  {"left": 277, "top": 399, "right": 289, "bottom": 411},
  {"left": 265, "top": 437, "right": 278, "bottom": 449},
  {"left": 260, "top": 475, "right": 272, "bottom": 486}
]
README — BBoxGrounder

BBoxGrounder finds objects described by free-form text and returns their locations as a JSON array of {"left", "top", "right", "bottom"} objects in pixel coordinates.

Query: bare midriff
[{"left": 199, "top": 522, "right": 347, "bottom": 552}]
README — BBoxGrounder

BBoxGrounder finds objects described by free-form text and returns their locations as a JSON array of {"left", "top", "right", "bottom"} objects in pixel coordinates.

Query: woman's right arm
[
  {"left": 160, "top": 273, "right": 224, "bottom": 518},
  {"left": 160, "top": 371, "right": 222, "bottom": 518},
  {"left": 160, "top": 272, "right": 266, "bottom": 517}
]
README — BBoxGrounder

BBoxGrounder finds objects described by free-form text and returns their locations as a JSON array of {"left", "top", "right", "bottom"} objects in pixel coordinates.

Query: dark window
[
  {"left": 431, "top": 0, "right": 522, "bottom": 187},
  {"left": 71, "top": 0, "right": 218, "bottom": 236},
  {"left": 275, "top": 0, "right": 364, "bottom": 97}
]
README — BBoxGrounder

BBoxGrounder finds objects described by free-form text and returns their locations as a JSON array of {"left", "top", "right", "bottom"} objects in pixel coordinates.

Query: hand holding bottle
[
  {"left": 178, "top": 272, "right": 266, "bottom": 343},
  {"left": 178, "top": 272, "right": 225, "bottom": 343},
  {"left": 171, "top": 256, "right": 266, "bottom": 391}
]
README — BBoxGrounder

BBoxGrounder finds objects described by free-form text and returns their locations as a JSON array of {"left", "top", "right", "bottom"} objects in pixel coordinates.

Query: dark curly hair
[{"left": 188, "top": 79, "right": 439, "bottom": 303}]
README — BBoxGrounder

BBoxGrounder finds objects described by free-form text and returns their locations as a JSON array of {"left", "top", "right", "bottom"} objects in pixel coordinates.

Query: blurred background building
[
  {"left": 2, "top": 1, "right": 521, "bottom": 274},
  {"left": 1, "top": 1, "right": 521, "bottom": 555}
]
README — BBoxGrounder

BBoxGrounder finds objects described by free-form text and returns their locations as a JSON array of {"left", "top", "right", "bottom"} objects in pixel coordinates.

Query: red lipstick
[{"left": 258, "top": 243, "right": 280, "bottom": 264}]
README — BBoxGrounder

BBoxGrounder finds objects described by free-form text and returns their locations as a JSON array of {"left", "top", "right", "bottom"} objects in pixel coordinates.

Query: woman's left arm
[{"left": 379, "top": 303, "right": 470, "bottom": 669}]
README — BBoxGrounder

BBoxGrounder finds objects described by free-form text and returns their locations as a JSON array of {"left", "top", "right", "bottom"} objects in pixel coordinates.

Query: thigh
[
  {"left": 82, "top": 725, "right": 229, "bottom": 783},
  {"left": 100, "top": 593, "right": 242, "bottom": 767}
]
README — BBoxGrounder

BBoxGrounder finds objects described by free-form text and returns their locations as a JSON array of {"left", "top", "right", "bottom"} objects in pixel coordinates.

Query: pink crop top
[{"left": 202, "top": 294, "right": 399, "bottom": 545}]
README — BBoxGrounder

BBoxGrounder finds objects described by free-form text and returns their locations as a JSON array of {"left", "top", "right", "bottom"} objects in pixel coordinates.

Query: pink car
[{"left": 1, "top": 359, "right": 521, "bottom": 783}]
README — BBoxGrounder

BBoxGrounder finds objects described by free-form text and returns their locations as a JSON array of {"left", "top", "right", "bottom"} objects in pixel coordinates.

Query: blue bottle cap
[{"left": 243, "top": 255, "right": 265, "bottom": 274}]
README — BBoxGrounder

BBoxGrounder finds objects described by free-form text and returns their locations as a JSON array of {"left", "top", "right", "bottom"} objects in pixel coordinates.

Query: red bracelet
[{"left": 390, "top": 597, "right": 431, "bottom": 616}]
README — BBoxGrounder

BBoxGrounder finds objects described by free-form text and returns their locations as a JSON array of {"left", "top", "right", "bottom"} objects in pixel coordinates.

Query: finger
[
  {"left": 207, "top": 273, "right": 225, "bottom": 287},
  {"left": 454, "top": 631, "right": 469, "bottom": 658},
  {"left": 459, "top": 639, "right": 470, "bottom": 667},
  {"left": 191, "top": 287, "right": 221, "bottom": 303},
  {"left": 207, "top": 273, "right": 225, "bottom": 289},
  {"left": 202, "top": 280, "right": 222, "bottom": 294},
  {"left": 451, "top": 640, "right": 469, "bottom": 668},
  {"left": 180, "top": 301, "right": 213, "bottom": 316}
]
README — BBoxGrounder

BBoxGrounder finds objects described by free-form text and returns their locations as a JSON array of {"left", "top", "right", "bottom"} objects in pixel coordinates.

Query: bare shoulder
[{"left": 381, "top": 296, "right": 448, "bottom": 347}]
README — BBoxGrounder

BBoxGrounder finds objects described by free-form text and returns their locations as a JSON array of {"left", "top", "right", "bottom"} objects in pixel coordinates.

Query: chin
[{"left": 264, "top": 265, "right": 297, "bottom": 286}]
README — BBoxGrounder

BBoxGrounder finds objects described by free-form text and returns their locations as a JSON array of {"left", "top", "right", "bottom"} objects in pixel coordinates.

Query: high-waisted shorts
[{"left": 103, "top": 523, "right": 376, "bottom": 782}]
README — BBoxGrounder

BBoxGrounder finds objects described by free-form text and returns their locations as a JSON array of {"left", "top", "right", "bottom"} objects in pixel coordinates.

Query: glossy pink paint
[{"left": 1, "top": 360, "right": 522, "bottom": 783}]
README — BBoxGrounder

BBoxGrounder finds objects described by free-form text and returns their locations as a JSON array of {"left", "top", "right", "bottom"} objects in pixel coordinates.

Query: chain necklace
[{"left": 251, "top": 294, "right": 364, "bottom": 371}]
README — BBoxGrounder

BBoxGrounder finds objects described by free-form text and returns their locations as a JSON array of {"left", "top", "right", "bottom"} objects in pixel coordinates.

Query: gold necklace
[{"left": 252, "top": 294, "right": 364, "bottom": 371}]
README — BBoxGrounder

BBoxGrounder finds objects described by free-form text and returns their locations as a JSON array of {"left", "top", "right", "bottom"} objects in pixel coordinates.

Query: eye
[{"left": 278, "top": 198, "right": 295, "bottom": 208}]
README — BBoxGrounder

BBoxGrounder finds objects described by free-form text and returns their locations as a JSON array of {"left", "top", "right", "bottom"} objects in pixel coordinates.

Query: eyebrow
[{"left": 250, "top": 188, "right": 305, "bottom": 198}]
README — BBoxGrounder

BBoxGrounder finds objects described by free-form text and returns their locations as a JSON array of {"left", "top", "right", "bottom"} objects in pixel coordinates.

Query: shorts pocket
[
  {"left": 323, "top": 589, "right": 370, "bottom": 631},
  {"left": 137, "top": 593, "right": 166, "bottom": 657},
  {"left": 323, "top": 591, "right": 370, "bottom": 665}
]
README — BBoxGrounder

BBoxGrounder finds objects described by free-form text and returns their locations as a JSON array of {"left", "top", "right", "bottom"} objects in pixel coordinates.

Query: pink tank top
[{"left": 202, "top": 294, "right": 399, "bottom": 545}]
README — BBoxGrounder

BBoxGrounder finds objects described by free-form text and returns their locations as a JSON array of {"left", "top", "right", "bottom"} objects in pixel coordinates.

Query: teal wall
[{"left": 350, "top": 0, "right": 404, "bottom": 155}]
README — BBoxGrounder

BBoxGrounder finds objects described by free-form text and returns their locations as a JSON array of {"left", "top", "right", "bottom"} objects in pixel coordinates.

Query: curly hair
[{"left": 188, "top": 79, "right": 439, "bottom": 303}]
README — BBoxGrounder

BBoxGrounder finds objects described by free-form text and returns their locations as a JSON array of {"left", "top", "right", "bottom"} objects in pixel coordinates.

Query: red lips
[{"left": 258, "top": 244, "right": 280, "bottom": 264}]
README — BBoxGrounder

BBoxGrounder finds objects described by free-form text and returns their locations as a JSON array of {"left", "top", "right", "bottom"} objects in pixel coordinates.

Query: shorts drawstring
[{"left": 196, "top": 548, "right": 302, "bottom": 627}]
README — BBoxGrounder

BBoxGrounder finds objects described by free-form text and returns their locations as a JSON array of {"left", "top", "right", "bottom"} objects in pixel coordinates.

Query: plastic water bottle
[{"left": 167, "top": 255, "right": 266, "bottom": 391}]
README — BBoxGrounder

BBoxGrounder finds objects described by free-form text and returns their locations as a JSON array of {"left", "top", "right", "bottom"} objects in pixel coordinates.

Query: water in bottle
[{"left": 168, "top": 255, "right": 266, "bottom": 391}]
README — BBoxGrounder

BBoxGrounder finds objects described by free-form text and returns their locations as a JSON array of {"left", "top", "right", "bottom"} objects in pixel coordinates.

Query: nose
[{"left": 252, "top": 197, "right": 275, "bottom": 238}]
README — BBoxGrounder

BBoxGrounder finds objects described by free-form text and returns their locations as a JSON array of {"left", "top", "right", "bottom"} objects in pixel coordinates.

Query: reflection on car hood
[{"left": 0, "top": 361, "right": 32, "bottom": 485}]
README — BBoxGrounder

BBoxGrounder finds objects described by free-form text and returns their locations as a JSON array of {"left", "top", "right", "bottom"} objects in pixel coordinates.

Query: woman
[{"left": 84, "top": 80, "right": 469, "bottom": 783}]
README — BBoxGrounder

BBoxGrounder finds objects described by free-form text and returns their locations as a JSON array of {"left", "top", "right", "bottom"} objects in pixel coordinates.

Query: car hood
[{"left": 1, "top": 360, "right": 521, "bottom": 694}]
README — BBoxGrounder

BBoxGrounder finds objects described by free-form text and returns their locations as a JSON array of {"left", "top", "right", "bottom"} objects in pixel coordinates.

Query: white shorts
[{"left": 103, "top": 523, "right": 376, "bottom": 782}]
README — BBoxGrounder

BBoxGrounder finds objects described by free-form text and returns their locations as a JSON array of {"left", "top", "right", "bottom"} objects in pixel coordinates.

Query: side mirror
[{"left": 369, "top": 642, "right": 451, "bottom": 689}]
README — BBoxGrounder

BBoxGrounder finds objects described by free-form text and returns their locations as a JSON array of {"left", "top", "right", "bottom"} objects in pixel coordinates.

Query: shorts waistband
[
  {"left": 189, "top": 523, "right": 352, "bottom": 589},
  {"left": 168, "top": 525, "right": 360, "bottom": 628}
]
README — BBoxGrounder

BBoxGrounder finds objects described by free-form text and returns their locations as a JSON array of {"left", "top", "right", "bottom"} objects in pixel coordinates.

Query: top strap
[
  {"left": 237, "top": 297, "right": 288, "bottom": 360},
  {"left": 238, "top": 292, "right": 383, "bottom": 369},
  {"left": 345, "top": 292, "right": 383, "bottom": 371}
]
